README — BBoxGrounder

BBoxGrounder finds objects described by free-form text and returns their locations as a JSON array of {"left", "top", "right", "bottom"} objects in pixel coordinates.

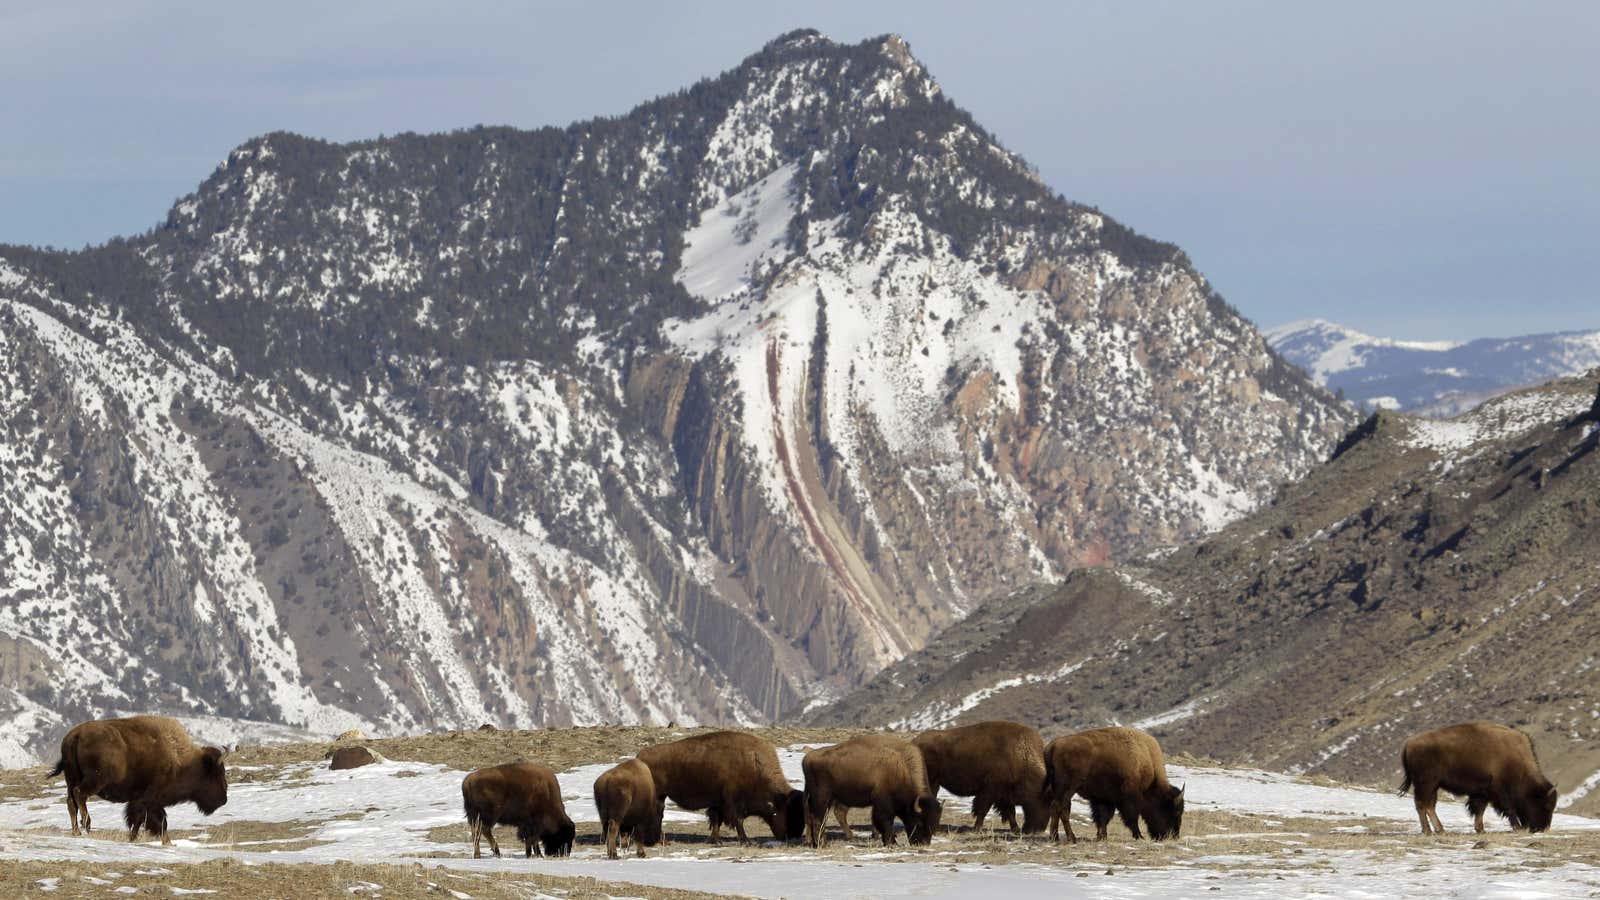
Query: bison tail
[
  {"left": 1040, "top": 757, "right": 1055, "bottom": 801},
  {"left": 48, "top": 758, "right": 65, "bottom": 778},
  {"left": 1396, "top": 773, "right": 1412, "bottom": 796},
  {"left": 1397, "top": 746, "right": 1415, "bottom": 796}
]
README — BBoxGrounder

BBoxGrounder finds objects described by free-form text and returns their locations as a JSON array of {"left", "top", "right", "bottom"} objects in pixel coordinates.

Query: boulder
[{"left": 329, "top": 746, "right": 381, "bottom": 770}]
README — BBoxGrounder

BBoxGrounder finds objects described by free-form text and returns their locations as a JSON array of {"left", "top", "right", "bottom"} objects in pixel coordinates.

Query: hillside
[
  {"left": 0, "top": 30, "right": 1352, "bottom": 761},
  {"left": 809, "top": 372, "right": 1600, "bottom": 815},
  {"left": 1267, "top": 318, "right": 1600, "bottom": 415}
]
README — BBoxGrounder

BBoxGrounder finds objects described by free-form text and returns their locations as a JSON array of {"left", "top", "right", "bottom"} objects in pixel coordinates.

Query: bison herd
[{"left": 46, "top": 716, "right": 1562, "bottom": 860}]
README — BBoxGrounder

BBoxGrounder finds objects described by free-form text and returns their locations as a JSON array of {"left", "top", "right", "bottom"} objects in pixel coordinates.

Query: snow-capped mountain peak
[{"left": 1268, "top": 318, "right": 1600, "bottom": 414}]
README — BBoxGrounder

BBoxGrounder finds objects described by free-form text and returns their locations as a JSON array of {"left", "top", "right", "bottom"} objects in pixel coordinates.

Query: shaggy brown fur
[
  {"left": 1042, "top": 726, "right": 1184, "bottom": 842},
  {"left": 460, "top": 762, "right": 574, "bottom": 858},
  {"left": 1399, "top": 722, "right": 1558, "bottom": 834},
  {"left": 914, "top": 720, "right": 1048, "bottom": 833},
  {"left": 593, "top": 758, "right": 662, "bottom": 859},
  {"left": 801, "top": 735, "right": 942, "bottom": 847},
  {"left": 49, "top": 715, "right": 227, "bottom": 846},
  {"left": 636, "top": 730, "right": 804, "bottom": 843}
]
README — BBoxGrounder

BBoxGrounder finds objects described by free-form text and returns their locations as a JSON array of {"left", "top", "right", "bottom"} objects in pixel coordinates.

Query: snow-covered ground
[{"left": 2, "top": 747, "right": 1597, "bottom": 898}]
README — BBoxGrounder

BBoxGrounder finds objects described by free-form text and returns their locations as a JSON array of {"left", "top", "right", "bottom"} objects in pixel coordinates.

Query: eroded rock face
[{"left": 0, "top": 30, "right": 1353, "bottom": 760}]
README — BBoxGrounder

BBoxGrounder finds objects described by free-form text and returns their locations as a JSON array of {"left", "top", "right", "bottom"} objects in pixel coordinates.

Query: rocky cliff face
[
  {"left": 809, "top": 373, "right": 1600, "bottom": 815},
  {"left": 0, "top": 30, "right": 1352, "bottom": 761}
]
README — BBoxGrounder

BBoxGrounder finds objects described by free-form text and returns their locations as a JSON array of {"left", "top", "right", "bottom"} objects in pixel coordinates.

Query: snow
[
  {"left": 1560, "top": 767, "right": 1600, "bottom": 809},
  {"left": 676, "top": 162, "right": 799, "bottom": 301},
  {"left": 3, "top": 748, "right": 1597, "bottom": 898},
  {"left": 888, "top": 659, "right": 1089, "bottom": 731},
  {"left": 1402, "top": 386, "right": 1593, "bottom": 456}
]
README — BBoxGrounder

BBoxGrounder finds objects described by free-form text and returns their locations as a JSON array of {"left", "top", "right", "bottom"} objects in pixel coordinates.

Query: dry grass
[
  {"left": 0, "top": 859, "right": 729, "bottom": 898},
  {"left": 224, "top": 725, "right": 875, "bottom": 783}
]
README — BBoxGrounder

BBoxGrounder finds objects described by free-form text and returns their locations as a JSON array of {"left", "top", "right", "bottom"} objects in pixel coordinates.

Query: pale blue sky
[{"left": 2, "top": 1, "right": 1595, "bottom": 340}]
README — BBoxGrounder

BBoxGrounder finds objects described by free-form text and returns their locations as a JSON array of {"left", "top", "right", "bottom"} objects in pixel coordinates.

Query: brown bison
[
  {"left": 593, "top": 758, "right": 663, "bottom": 858},
  {"left": 1399, "top": 722, "right": 1558, "bottom": 834},
  {"left": 48, "top": 715, "right": 228, "bottom": 845},
  {"left": 914, "top": 720, "right": 1048, "bottom": 833},
  {"left": 461, "top": 762, "right": 575, "bottom": 858},
  {"left": 635, "top": 730, "right": 804, "bottom": 844},
  {"left": 1042, "top": 726, "right": 1184, "bottom": 842},
  {"left": 801, "top": 735, "right": 942, "bottom": 847}
]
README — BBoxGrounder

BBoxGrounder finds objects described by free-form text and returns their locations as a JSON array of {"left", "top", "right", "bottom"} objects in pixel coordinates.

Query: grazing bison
[
  {"left": 1399, "top": 722, "right": 1557, "bottom": 834},
  {"left": 49, "top": 715, "right": 228, "bottom": 845},
  {"left": 1042, "top": 726, "right": 1184, "bottom": 842},
  {"left": 593, "top": 758, "right": 663, "bottom": 859},
  {"left": 461, "top": 762, "right": 575, "bottom": 858},
  {"left": 914, "top": 720, "right": 1048, "bottom": 833},
  {"left": 801, "top": 735, "right": 942, "bottom": 847},
  {"left": 635, "top": 730, "right": 804, "bottom": 844}
]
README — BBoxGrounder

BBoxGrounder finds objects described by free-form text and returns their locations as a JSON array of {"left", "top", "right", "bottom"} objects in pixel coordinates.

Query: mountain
[
  {"left": 1267, "top": 318, "right": 1600, "bottom": 416},
  {"left": 0, "top": 30, "right": 1354, "bottom": 762},
  {"left": 807, "top": 372, "right": 1600, "bottom": 814}
]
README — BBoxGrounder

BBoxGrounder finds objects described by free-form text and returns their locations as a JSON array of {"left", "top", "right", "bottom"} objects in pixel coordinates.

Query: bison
[
  {"left": 461, "top": 762, "right": 575, "bottom": 858},
  {"left": 593, "top": 758, "right": 663, "bottom": 859},
  {"left": 1042, "top": 726, "right": 1184, "bottom": 842},
  {"left": 635, "top": 730, "right": 804, "bottom": 844},
  {"left": 49, "top": 715, "right": 228, "bottom": 845},
  {"left": 801, "top": 735, "right": 942, "bottom": 847},
  {"left": 914, "top": 720, "right": 1048, "bottom": 833},
  {"left": 1399, "top": 722, "right": 1558, "bottom": 834}
]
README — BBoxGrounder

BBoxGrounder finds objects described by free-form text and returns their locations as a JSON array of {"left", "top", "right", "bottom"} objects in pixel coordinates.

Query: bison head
[
  {"left": 908, "top": 795, "right": 942, "bottom": 845},
  {"left": 1146, "top": 783, "right": 1185, "bottom": 840},
  {"left": 545, "top": 816, "right": 576, "bottom": 857},
  {"left": 636, "top": 798, "right": 665, "bottom": 847},
  {"left": 1521, "top": 781, "right": 1558, "bottom": 833},
  {"left": 193, "top": 747, "right": 228, "bottom": 815},
  {"left": 781, "top": 789, "right": 806, "bottom": 841}
]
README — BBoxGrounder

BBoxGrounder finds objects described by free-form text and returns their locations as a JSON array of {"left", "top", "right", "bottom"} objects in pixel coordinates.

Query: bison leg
[
  {"left": 1413, "top": 781, "right": 1441, "bottom": 835},
  {"left": 1088, "top": 800, "right": 1114, "bottom": 841},
  {"left": 732, "top": 812, "right": 751, "bottom": 844},
  {"left": 833, "top": 803, "right": 851, "bottom": 841},
  {"left": 1116, "top": 800, "right": 1143, "bottom": 840},
  {"left": 65, "top": 785, "right": 80, "bottom": 836},
  {"left": 998, "top": 802, "right": 1021, "bottom": 834},
  {"left": 1467, "top": 796, "right": 1489, "bottom": 834},
  {"left": 124, "top": 804, "right": 145, "bottom": 843},
  {"left": 470, "top": 818, "right": 482, "bottom": 858},
  {"left": 605, "top": 819, "right": 621, "bottom": 859},
  {"left": 970, "top": 791, "right": 994, "bottom": 832},
  {"left": 871, "top": 803, "right": 896, "bottom": 847},
  {"left": 147, "top": 807, "right": 170, "bottom": 846},
  {"left": 1054, "top": 794, "right": 1080, "bottom": 844},
  {"left": 73, "top": 787, "right": 92, "bottom": 834},
  {"left": 1049, "top": 780, "right": 1080, "bottom": 844},
  {"left": 707, "top": 806, "right": 724, "bottom": 844},
  {"left": 804, "top": 790, "right": 830, "bottom": 848},
  {"left": 483, "top": 822, "right": 502, "bottom": 858}
]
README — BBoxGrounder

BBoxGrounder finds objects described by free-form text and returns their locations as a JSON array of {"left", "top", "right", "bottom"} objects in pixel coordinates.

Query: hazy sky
[{"left": 3, "top": 1, "right": 1595, "bottom": 340}]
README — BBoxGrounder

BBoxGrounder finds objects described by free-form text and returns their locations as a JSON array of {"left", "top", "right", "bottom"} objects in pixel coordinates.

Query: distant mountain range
[{"left": 1266, "top": 318, "right": 1600, "bottom": 416}]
